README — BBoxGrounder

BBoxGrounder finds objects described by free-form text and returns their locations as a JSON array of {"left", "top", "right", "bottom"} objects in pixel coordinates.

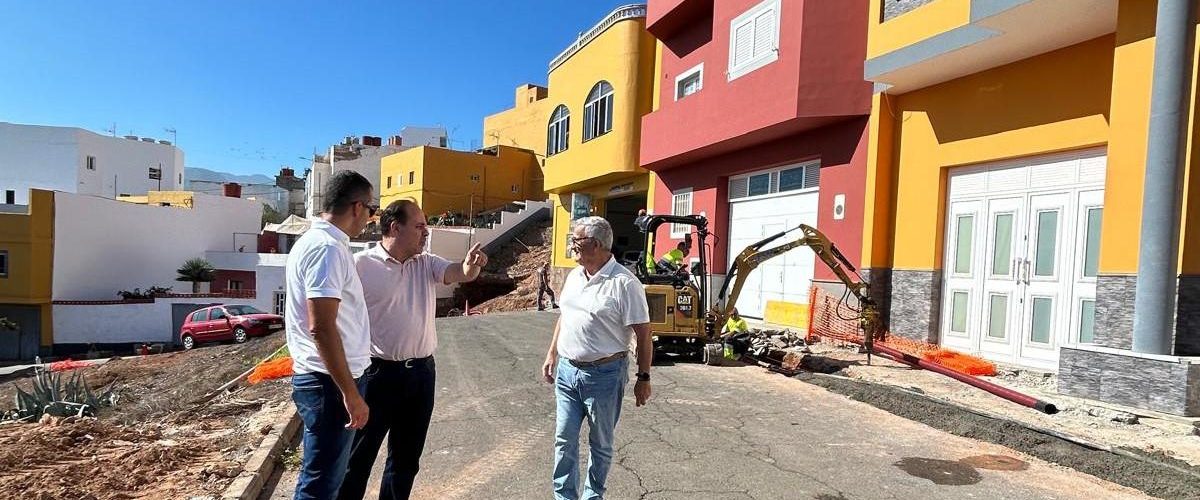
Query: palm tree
[{"left": 176, "top": 258, "right": 216, "bottom": 293}]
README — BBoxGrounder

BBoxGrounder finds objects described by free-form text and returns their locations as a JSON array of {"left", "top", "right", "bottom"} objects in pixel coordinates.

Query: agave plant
[{"left": 11, "top": 369, "right": 117, "bottom": 421}]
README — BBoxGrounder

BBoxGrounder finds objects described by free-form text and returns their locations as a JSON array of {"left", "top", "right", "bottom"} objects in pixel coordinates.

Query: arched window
[
  {"left": 547, "top": 105, "right": 570, "bottom": 156},
  {"left": 583, "top": 81, "right": 614, "bottom": 142}
]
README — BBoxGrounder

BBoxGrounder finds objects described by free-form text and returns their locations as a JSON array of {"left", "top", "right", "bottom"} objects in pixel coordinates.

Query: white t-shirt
[
  {"left": 355, "top": 246, "right": 452, "bottom": 360},
  {"left": 284, "top": 220, "right": 372, "bottom": 378},
  {"left": 557, "top": 256, "right": 651, "bottom": 362}
]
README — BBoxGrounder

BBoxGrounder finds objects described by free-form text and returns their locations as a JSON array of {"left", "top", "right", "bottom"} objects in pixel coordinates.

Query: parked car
[{"left": 179, "top": 304, "right": 284, "bottom": 350}]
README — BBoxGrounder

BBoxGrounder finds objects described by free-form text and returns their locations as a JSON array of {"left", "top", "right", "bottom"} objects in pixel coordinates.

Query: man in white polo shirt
[
  {"left": 541, "top": 216, "right": 652, "bottom": 500},
  {"left": 285, "top": 170, "right": 376, "bottom": 500},
  {"left": 339, "top": 199, "right": 488, "bottom": 500}
]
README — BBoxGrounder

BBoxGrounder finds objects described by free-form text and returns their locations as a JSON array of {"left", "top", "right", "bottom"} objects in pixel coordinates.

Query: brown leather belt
[{"left": 567, "top": 351, "right": 627, "bottom": 368}]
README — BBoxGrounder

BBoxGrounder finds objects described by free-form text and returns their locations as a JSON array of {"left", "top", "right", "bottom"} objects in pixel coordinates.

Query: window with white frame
[
  {"left": 86, "top": 155, "right": 96, "bottom": 170},
  {"left": 0, "top": 250, "right": 7, "bottom": 278},
  {"left": 728, "top": 161, "right": 819, "bottom": 200},
  {"left": 671, "top": 189, "right": 693, "bottom": 237},
  {"left": 728, "top": 0, "right": 781, "bottom": 81},
  {"left": 547, "top": 105, "right": 570, "bottom": 155},
  {"left": 583, "top": 81, "right": 614, "bottom": 142},
  {"left": 675, "top": 63, "right": 704, "bottom": 101}
]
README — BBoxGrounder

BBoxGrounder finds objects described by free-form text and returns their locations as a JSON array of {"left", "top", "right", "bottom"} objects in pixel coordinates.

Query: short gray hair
[{"left": 572, "top": 216, "right": 613, "bottom": 250}]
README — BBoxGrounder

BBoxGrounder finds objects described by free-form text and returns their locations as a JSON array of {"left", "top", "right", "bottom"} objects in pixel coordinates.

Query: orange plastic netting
[
  {"left": 806, "top": 285, "right": 996, "bottom": 376},
  {"left": 248, "top": 356, "right": 294, "bottom": 384}
]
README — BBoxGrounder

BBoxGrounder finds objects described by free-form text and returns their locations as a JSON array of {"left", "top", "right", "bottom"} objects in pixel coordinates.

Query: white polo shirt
[
  {"left": 284, "top": 220, "right": 372, "bottom": 377},
  {"left": 355, "top": 245, "right": 452, "bottom": 361},
  {"left": 557, "top": 256, "right": 650, "bottom": 362}
]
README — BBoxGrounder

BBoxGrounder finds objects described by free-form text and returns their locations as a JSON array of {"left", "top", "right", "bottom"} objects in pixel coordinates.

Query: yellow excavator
[{"left": 633, "top": 214, "right": 878, "bottom": 365}]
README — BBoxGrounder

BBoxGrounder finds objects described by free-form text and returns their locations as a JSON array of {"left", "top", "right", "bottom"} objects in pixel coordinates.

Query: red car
[{"left": 180, "top": 304, "right": 284, "bottom": 350}]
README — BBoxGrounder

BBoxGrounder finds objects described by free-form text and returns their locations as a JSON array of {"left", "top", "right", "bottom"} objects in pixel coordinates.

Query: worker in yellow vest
[{"left": 723, "top": 308, "right": 749, "bottom": 334}]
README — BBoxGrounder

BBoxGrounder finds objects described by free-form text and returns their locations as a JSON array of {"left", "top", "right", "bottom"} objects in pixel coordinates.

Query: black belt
[
  {"left": 373, "top": 356, "right": 433, "bottom": 369},
  {"left": 567, "top": 351, "right": 627, "bottom": 368}
]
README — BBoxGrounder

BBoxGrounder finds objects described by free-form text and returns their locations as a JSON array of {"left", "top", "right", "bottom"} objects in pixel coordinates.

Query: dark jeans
[
  {"left": 338, "top": 356, "right": 437, "bottom": 500},
  {"left": 292, "top": 372, "right": 367, "bottom": 500}
]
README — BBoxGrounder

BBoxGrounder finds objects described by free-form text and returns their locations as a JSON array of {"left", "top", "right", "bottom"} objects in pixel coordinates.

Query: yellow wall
[
  {"left": 484, "top": 84, "right": 552, "bottom": 158},
  {"left": 147, "top": 191, "right": 196, "bottom": 208},
  {"left": 0, "top": 189, "right": 54, "bottom": 346},
  {"left": 875, "top": 36, "right": 1113, "bottom": 271},
  {"left": 549, "top": 173, "right": 652, "bottom": 268},
  {"left": 867, "top": 0, "right": 971, "bottom": 59},
  {"left": 380, "top": 146, "right": 543, "bottom": 219},
  {"left": 542, "top": 16, "right": 656, "bottom": 193}
]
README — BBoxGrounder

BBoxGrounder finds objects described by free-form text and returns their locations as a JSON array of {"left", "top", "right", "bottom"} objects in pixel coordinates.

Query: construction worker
[
  {"left": 657, "top": 238, "right": 691, "bottom": 274},
  {"left": 723, "top": 308, "right": 749, "bottom": 334},
  {"left": 538, "top": 262, "right": 559, "bottom": 311}
]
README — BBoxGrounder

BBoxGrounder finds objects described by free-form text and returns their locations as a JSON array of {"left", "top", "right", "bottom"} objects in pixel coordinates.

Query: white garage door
[
  {"left": 941, "top": 148, "right": 1106, "bottom": 371},
  {"left": 726, "top": 162, "right": 820, "bottom": 319}
]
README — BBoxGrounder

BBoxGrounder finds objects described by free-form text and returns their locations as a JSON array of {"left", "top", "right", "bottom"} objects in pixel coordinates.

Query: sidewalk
[{"left": 745, "top": 318, "right": 1200, "bottom": 467}]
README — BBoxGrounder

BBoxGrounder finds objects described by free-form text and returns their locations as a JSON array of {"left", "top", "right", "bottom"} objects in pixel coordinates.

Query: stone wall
[{"left": 1059, "top": 346, "right": 1200, "bottom": 416}]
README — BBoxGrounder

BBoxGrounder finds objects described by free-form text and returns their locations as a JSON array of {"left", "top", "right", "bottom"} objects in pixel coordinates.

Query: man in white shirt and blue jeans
[
  {"left": 542, "top": 216, "right": 653, "bottom": 500},
  {"left": 339, "top": 199, "right": 488, "bottom": 500},
  {"left": 285, "top": 170, "right": 377, "bottom": 499}
]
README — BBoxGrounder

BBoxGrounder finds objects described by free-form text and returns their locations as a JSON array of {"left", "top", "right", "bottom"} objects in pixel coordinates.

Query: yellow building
[
  {"left": 0, "top": 189, "right": 54, "bottom": 359},
  {"left": 863, "top": 0, "right": 1200, "bottom": 415},
  {"left": 118, "top": 190, "right": 197, "bottom": 208},
  {"left": 379, "top": 145, "right": 543, "bottom": 219},
  {"left": 485, "top": 5, "right": 657, "bottom": 274},
  {"left": 484, "top": 84, "right": 552, "bottom": 157}
]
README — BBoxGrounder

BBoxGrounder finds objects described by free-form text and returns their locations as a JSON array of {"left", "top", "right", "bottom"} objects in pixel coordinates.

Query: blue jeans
[
  {"left": 553, "top": 356, "right": 628, "bottom": 500},
  {"left": 292, "top": 372, "right": 366, "bottom": 500}
]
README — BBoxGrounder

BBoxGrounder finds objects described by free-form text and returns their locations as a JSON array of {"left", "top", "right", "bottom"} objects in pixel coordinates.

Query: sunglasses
[
  {"left": 357, "top": 200, "right": 378, "bottom": 217},
  {"left": 568, "top": 236, "right": 595, "bottom": 248}
]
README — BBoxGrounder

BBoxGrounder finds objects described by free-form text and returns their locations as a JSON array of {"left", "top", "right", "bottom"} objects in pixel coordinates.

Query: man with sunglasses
[
  {"left": 285, "top": 170, "right": 377, "bottom": 499},
  {"left": 542, "top": 216, "right": 652, "bottom": 500}
]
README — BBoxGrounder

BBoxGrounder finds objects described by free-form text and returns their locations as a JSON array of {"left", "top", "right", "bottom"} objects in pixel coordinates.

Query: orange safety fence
[
  {"left": 248, "top": 356, "right": 294, "bottom": 384},
  {"left": 806, "top": 285, "right": 996, "bottom": 376},
  {"left": 48, "top": 359, "right": 92, "bottom": 372}
]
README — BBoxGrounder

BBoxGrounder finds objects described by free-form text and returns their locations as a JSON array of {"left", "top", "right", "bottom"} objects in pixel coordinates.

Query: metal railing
[{"left": 549, "top": 4, "right": 647, "bottom": 71}]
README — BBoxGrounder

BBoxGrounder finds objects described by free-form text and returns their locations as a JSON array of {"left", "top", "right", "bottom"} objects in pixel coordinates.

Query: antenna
[
  {"left": 164, "top": 127, "right": 177, "bottom": 145},
  {"left": 105, "top": 123, "right": 116, "bottom": 137}
]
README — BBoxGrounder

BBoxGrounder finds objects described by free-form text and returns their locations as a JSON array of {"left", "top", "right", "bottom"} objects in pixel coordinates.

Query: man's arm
[
  {"left": 444, "top": 242, "right": 488, "bottom": 284},
  {"left": 541, "top": 318, "right": 562, "bottom": 383},
  {"left": 308, "top": 297, "right": 369, "bottom": 429},
  {"left": 632, "top": 323, "right": 652, "bottom": 407}
]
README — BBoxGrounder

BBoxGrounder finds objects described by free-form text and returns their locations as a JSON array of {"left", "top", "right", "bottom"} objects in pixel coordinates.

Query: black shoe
[
  {"left": 552, "top": 304, "right": 559, "bottom": 309},
  {"left": 538, "top": 307, "right": 546, "bottom": 311}
]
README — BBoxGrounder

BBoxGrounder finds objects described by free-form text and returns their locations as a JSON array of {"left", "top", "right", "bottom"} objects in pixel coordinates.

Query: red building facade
[{"left": 640, "top": 0, "right": 871, "bottom": 324}]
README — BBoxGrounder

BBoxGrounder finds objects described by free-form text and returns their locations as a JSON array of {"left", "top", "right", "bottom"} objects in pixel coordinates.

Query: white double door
[{"left": 941, "top": 183, "right": 1103, "bottom": 370}]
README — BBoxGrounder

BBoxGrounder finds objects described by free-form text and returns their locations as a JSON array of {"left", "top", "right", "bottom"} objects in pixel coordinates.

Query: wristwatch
[{"left": 636, "top": 372, "right": 650, "bottom": 382}]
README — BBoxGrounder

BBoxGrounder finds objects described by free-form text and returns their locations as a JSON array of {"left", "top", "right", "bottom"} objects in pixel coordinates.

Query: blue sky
[{"left": 0, "top": 1, "right": 633, "bottom": 176}]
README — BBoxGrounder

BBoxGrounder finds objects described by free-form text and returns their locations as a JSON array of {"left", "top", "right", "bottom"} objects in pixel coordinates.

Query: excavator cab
[{"left": 633, "top": 214, "right": 714, "bottom": 357}]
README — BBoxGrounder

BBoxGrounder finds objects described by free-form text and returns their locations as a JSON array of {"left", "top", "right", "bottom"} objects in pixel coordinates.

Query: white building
[
  {"left": 48, "top": 189, "right": 277, "bottom": 347},
  {"left": 0, "top": 122, "right": 184, "bottom": 205},
  {"left": 304, "top": 128, "right": 447, "bottom": 217},
  {"left": 52, "top": 191, "right": 262, "bottom": 301}
]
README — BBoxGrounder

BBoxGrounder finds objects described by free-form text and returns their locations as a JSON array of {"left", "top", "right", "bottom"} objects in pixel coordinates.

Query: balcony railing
[{"left": 549, "top": 4, "right": 647, "bottom": 71}]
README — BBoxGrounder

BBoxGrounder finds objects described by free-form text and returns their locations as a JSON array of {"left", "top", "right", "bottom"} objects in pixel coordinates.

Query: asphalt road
[{"left": 264, "top": 311, "right": 1143, "bottom": 499}]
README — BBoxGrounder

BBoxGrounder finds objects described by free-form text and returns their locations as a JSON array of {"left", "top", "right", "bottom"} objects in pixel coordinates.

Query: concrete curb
[{"left": 222, "top": 403, "right": 301, "bottom": 500}]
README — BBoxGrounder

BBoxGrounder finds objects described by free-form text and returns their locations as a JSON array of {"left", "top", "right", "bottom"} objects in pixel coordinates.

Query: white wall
[
  {"left": 425, "top": 200, "right": 551, "bottom": 298},
  {"left": 0, "top": 122, "right": 183, "bottom": 205},
  {"left": 53, "top": 191, "right": 262, "bottom": 300},
  {"left": 305, "top": 162, "right": 332, "bottom": 217},
  {"left": 53, "top": 296, "right": 258, "bottom": 344},
  {"left": 332, "top": 145, "right": 405, "bottom": 205},
  {"left": 0, "top": 123, "right": 80, "bottom": 204},
  {"left": 400, "top": 126, "right": 448, "bottom": 148}
]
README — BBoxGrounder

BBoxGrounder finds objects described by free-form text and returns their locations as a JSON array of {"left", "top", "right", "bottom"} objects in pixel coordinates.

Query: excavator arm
[{"left": 709, "top": 224, "right": 879, "bottom": 352}]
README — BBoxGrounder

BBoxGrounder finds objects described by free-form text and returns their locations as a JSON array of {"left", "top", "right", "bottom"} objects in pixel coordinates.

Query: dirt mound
[
  {"left": 0, "top": 415, "right": 237, "bottom": 499},
  {"left": 464, "top": 220, "right": 554, "bottom": 314},
  {"left": 0, "top": 335, "right": 292, "bottom": 499},
  {"left": 0, "top": 333, "right": 284, "bottom": 424}
]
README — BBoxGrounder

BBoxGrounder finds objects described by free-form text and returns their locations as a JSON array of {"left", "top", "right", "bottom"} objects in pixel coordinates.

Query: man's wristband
[{"left": 636, "top": 372, "right": 650, "bottom": 382}]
